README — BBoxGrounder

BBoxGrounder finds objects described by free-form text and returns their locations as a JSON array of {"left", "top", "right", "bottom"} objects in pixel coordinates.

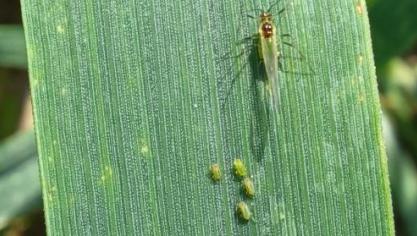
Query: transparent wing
[{"left": 261, "top": 37, "right": 279, "bottom": 111}]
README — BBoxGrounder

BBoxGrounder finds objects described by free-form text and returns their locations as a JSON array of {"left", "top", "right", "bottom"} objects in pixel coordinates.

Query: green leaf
[
  {"left": 21, "top": 0, "right": 394, "bottom": 234},
  {"left": 0, "top": 25, "right": 27, "bottom": 69},
  {"left": 0, "top": 131, "right": 41, "bottom": 228}
]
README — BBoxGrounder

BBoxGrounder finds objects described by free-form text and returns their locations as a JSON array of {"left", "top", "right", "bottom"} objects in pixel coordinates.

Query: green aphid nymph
[
  {"left": 236, "top": 201, "right": 252, "bottom": 221},
  {"left": 242, "top": 177, "right": 255, "bottom": 198},
  {"left": 233, "top": 159, "right": 248, "bottom": 177},
  {"left": 210, "top": 163, "right": 222, "bottom": 182}
]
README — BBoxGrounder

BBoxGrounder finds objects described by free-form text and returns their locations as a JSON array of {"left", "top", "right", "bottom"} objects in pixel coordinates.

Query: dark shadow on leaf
[{"left": 247, "top": 38, "right": 270, "bottom": 162}]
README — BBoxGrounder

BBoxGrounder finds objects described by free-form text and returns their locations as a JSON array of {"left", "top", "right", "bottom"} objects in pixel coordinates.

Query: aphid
[
  {"left": 209, "top": 164, "right": 222, "bottom": 182},
  {"left": 221, "top": 2, "right": 285, "bottom": 110},
  {"left": 233, "top": 159, "right": 248, "bottom": 177},
  {"left": 242, "top": 177, "right": 255, "bottom": 198},
  {"left": 257, "top": 7, "right": 281, "bottom": 109},
  {"left": 236, "top": 201, "right": 252, "bottom": 221},
  {"left": 223, "top": 2, "right": 312, "bottom": 111}
]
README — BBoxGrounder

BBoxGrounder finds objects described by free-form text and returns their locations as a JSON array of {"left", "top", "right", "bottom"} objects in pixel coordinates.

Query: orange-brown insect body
[{"left": 259, "top": 12, "right": 274, "bottom": 39}]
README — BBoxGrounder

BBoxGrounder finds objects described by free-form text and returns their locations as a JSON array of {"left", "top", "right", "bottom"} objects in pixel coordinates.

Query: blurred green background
[{"left": 0, "top": 0, "right": 416, "bottom": 235}]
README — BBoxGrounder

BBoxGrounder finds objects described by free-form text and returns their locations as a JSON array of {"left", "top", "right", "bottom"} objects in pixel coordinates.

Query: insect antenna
[
  {"left": 241, "top": 8, "right": 264, "bottom": 15},
  {"left": 242, "top": 1, "right": 283, "bottom": 16},
  {"left": 267, "top": 0, "right": 282, "bottom": 13}
]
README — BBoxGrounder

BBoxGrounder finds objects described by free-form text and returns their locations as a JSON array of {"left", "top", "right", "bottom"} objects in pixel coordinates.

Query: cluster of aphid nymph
[{"left": 209, "top": 158, "right": 255, "bottom": 222}]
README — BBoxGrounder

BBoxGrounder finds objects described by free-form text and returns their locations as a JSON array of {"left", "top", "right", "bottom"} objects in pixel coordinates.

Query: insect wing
[{"left": 261, "top": 35, "right": 280, "bottom": 110}]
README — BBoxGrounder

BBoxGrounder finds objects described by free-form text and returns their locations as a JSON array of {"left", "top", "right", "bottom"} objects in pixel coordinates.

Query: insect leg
[
  {"left": 282, "top": 42, "right": 305, "bottom": 58},
  {"left": 221, "top": 35, "right": 261, "bottom": 109},
  {"left": 236, "top": 34, "right": 258, "bottom": 45},
  {"left": 277, "top": 54, "right": 314, "bottom": 76},
  {"left": 221, "top": 58, "right": 250, "bottom": 109},
  {"left": 246, "top": 14, "right": 256, "bottom": 19},
  {"left": 282, "top": 41, "right": 315, "bottom": 74},
  {"left": 219, "top": 35, "right": 258, "bottom": 62}
]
